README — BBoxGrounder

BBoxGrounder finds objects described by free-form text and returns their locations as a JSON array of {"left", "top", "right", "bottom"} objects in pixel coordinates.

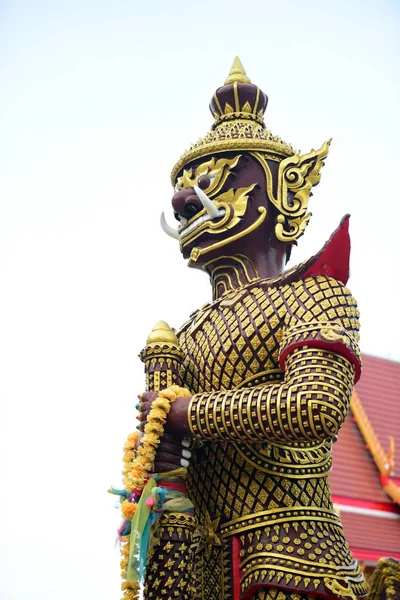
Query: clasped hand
[{"left": 138, "top": 391, "right": 192, "bottom": 473}]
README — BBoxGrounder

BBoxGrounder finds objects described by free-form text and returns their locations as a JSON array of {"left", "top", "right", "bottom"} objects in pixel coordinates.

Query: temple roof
[
  {"left": 330, "top": 354, "right": 400, "bottom": 562},
  {"left": 339, "top": 512, "right": 400, "bottom": 561},
  {"left": 355, "top": 355, "right": 400, "bottom": 479}
]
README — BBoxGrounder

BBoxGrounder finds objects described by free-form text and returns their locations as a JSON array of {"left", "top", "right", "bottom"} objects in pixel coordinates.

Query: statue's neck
[{"left": 204, "top": 250, "right": 287, "bottom": 300}]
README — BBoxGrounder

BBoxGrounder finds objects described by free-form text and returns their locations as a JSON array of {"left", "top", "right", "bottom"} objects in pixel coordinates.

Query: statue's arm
[
  {"left": 168, "top": 276, "right": 362, "bottom": 443},
  {"left": 187, "top": 346, "right": 355, "bottom": 442}
]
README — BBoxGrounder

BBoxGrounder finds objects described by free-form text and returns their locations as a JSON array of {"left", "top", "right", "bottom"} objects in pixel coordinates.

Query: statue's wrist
[{"left": 165, "top": 396, "right": 191, "bottom": 437}]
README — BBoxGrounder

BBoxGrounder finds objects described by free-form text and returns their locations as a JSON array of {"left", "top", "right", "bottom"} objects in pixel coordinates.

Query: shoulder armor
[
  {"left": 252, "top": 215, "right": 352, "bottom": 296},
  {"left": 300, "top": 214, "right": 351, "bottom": 284},
  {"left": 281, "top": 214, "right": 352, "bottom": 286},
  {"left": 278, "top": 269, "right": 362, "bottom": 382}
]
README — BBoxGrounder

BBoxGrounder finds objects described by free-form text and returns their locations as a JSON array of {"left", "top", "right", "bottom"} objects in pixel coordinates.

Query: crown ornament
[
  {"left": 170, "top": 58, "right": 330, "bottom": 244},
  {"left": 171, "top": 57, "right": 294, "bottom": 184}
]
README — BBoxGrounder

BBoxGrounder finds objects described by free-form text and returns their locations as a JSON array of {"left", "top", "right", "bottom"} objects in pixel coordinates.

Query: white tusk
[
  {"left": 160, "top": 211, "right": 179, "bottom": 240},
  {"left": 193, "top": 185, "right": 220, "bottom": 218}
]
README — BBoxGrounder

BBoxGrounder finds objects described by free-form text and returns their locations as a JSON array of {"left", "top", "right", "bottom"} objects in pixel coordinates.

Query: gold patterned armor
[{"left": 177, "top": 273, "right": 366, "bottom": 600}]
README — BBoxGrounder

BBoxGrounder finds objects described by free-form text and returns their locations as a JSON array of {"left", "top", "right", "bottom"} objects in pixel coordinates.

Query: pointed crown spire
[{"left": 224, "top": 56, "right": 251, "bottom": 85}]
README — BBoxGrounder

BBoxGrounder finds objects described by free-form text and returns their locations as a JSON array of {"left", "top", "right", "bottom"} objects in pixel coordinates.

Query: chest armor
[
  {"left": 178, "top": 283, "right": 333, "bottom": 525},
  {"left": 178, "top": 285, "right": 285, "bottom": 394}
]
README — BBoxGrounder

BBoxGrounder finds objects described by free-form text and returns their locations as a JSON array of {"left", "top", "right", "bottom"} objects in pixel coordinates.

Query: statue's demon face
[{"left": 170, "top": 153, "right": 276, "bottom": 266}]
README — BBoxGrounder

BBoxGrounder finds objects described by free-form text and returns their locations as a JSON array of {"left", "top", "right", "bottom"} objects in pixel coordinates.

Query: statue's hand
[
  {"left": 137, "top": 393, "right": 192, "bottom": 472},
  {"left": 138, "top": 391, "right": 158, "bottom": 430},
  {"left": 153, "top": 433, "right": 192, "bottom": 473},
  {"left": 139, "top": 391, "right": 192, "bottom": 438}
]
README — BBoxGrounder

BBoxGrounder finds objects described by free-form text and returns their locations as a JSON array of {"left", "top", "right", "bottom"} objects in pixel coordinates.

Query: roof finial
[{"left": 224, "top": 56, "right": 251, "bottom": 85}]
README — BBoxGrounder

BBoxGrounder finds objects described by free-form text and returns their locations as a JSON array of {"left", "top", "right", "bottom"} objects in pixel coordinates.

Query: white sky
[{"left": 0, "top": 1, "right": 399, "bottom": 599}]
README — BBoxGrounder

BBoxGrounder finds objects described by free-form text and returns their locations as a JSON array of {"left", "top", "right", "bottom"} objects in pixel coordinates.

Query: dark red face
[{"left": 171, "top": 153, "right": 279, "bottom": 267}]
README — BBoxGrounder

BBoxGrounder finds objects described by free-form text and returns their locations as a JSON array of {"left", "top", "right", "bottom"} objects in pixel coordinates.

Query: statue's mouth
[
  {"left": 161, "top": 185, "right": 227, "bottom": 245},
  {"left": 178, "top": 208, "right": 226, "bottom": 242}
]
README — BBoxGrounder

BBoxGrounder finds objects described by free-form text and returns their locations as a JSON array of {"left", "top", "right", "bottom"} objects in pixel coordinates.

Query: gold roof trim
[{"left": 351, "top": 389, "right": 400, "bottom": 504}]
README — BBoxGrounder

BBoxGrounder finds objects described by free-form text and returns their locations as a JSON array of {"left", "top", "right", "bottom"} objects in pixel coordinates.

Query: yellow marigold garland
[{"left": 119, "top": 385, "right": 190, "bottom": 600}]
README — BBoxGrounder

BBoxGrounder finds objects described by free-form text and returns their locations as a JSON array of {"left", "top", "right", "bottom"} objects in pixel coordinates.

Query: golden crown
[{"left": 170, "top": 57, "right": 295, "bottom": 184}]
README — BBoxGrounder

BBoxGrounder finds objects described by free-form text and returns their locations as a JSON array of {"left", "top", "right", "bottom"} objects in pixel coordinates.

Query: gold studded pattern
[
  {"left": 280, "top": 276, "right": 361, "bottom": 369},
  {"left": 189, "top": 348, "right": 355, "bottom": 443},
  {"left": 236, "top": 517, "right": 366, "bottom": 598},
  {"left": 143, "top": 513, "right": 197, "bottom": 600},
  {"left": 179, "top": 285, "right": 285, "bottom": 395},
  {"left": 188, "top": 445, "right": 333, "bottom": 525},
  {"left": 190, "top": 543, "right": 226, "bottom": 600},
  {"left": 254, "top": 589, "right": 320, "bottom": 600}
]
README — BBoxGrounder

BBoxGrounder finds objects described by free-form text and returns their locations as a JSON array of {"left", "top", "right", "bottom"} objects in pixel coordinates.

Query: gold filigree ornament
[
  {"left": 275, "top": 213, "right": 311, "bottom": 243},
  {"left": 180, "top": 183, "right": 257, "bottom": 247},
  {"left": 189, "top": 206, "right": 267, "bottom": 263},
  {"left": 251, "top": 139, "right": 331, "bottom": 243},
  {"left": 176, "top": 155, "right": 241, "bottom": 199},
  {"left": 324, "top": 577, "right": 358, "bottom": 600},
  {"left": 192, "top": 511, "right": 222, "bottom": 559},
  {"left": 368, "top": 558, "right": 400, "bottom": 600},
  {"left": 178, "top": 182, "right": 268, "bottom": 263},
  {"left": 320, "top": 321, "right": 350, "bottom": 345}
]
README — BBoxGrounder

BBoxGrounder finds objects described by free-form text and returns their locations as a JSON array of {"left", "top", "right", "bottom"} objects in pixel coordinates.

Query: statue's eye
[
  {"left": 197, "top": 174, "right": 212, "bottom": 190},
  {"left": 174, "top": 182, "right": 183, "bottom": 193}
]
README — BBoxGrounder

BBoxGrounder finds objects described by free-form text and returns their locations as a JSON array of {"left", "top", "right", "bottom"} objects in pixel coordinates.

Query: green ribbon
[{"left": 126, "top": 478, "right": 157, "bottom": 584}]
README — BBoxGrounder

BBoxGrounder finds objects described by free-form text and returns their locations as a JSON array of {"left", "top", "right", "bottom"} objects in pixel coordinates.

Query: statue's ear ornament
[
  {"left": 275, "top": 213, "right": 312, "bottom": 244},
  {"left": 251, "top": 139, "right": 331, "bottom": 243},
  {"left": 274, "top": 139, "right": 331, "bottom": 242}
]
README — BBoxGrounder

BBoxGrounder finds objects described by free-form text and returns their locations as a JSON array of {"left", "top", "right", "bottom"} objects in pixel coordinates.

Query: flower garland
[{"left": 116, "top": 384, "right": 190, "bottom": 600}]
